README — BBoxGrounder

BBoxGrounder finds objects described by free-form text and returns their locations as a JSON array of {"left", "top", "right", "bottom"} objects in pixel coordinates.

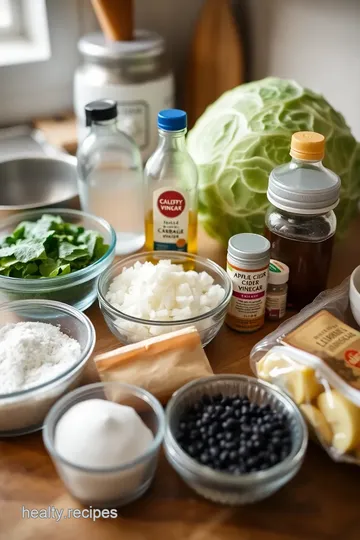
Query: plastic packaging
[{"left": 250, "top": 277, "right": 360, "bottom": 465}]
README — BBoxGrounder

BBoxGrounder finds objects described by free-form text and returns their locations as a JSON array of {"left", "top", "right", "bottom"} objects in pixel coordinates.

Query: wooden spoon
[{"left": 91, "top": 0, "right": 134, "bottom": 41}]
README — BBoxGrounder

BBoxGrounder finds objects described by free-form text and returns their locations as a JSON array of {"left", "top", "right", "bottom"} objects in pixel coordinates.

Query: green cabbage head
[{"left": 187, "top": 77, "right": 360, "bottom": 245}]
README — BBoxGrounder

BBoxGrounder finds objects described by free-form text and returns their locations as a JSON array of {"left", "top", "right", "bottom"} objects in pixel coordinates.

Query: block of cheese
[{"left": 94, "top": 326, "right": 213, "bottom": 403}]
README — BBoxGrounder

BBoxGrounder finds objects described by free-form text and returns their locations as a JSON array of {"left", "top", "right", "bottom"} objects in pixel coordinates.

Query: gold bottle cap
[{"left": 290, "top": 131, "right": 325, "bottom": 161}]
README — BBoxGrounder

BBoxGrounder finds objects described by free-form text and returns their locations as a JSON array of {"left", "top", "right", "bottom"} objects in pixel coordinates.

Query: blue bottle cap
[{"left": 158, "top": 109, "right": 187, "bottom": 131}]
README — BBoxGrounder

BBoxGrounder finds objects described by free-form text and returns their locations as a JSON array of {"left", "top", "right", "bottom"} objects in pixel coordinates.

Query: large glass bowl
[
  {"left": 97, "top": 251, "right": 232, "bottom": 347},
  {"left": 164, "top": 375, "right": 308, "bottom": 505},
  {"left": 43, "top": 382, "right": 165, "bottom": 508},
  {"left": 0, "top": 208, "right": 116, "bottom": 311},
  {"left": 0, "top": 299, "right": 95, "bottom": 436}
]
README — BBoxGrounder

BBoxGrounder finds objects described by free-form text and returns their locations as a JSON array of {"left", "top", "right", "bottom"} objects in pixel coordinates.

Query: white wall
[
  {"left": 0, "top": 0, "right": 359, "bottom": 140},
  {"left": 248, "top": 0, "right": 360, "bottom": 138}
]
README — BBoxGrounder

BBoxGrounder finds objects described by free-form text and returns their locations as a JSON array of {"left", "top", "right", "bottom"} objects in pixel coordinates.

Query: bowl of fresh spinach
[{"left": 0, "top": 209, "right": 116, "bottom": 311}]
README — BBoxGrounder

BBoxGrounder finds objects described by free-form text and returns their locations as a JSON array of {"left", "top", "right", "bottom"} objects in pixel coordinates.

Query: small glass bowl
[
  {"left": 164, "top": 375, "right": 308, "bottom": 505},
  {"left": 0, "top": 208, "right": 116, "bottom": 311},
  {"left": 97, "top": 251, "right": 232, "bottom": 346},
  {"left": 0, "top": 299, "right": 95, "bottom": 436},
  {"left": 43, "top": 382, "right": 166, "bottom": 508}
]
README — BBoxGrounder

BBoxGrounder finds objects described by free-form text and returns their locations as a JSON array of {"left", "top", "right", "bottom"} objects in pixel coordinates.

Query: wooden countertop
[{"left": 1, "top": 220, "right": 360, "bottom": 540}]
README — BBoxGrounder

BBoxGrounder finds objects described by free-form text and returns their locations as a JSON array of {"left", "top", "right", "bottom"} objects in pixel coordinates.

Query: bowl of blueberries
[{"left": 164, "top": 375, "right": 308, "bottom": 505}]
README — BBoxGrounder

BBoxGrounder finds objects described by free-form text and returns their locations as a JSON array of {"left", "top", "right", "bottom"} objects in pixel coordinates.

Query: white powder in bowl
[
  {"left": 54, "top": 399, "right": 154, "bottom": 505},
  {"left": 0, "top": 322, "right": 81, "bottom": 394}
]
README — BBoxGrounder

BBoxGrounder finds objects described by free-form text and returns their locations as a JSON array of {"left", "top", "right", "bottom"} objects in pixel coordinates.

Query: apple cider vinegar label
[
  {"left": 153, "top": 188, "right": 189, "bottom": 251},
  {"left": 226, "top": 261, "right": 268, "bottom": 332}
]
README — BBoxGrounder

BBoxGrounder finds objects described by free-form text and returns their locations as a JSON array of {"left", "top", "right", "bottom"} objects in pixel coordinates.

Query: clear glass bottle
[
  {"left": 144, "top": 109, "right": 198, "bottom": 253},
  {"left": 265, "top": 132, "right": 340, "bottom": 310},
  {"left": 77, "top": 99, "right": 144, "bottom": 255}
]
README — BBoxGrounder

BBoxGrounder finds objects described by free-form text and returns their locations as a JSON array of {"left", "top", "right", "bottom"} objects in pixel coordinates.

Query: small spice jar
[
  {"left": 265, "top": 260, "right": 289, "bottom": 321},
  {"left": 226, "top": 233, "right": 270, "bottom": 333}
]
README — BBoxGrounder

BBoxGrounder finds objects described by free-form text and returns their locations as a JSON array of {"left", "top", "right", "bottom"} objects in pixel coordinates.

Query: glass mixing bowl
[
  {"left": 164, "top": 375, "right": 308, "bottom": 505},
  {"left": 97, "top": 251, "right": 232, "bottom": 346},
  {"left": 0, "top": 208, "right": 116, "bottom": 311},
  {"left": 43, "top": 382, "right": 165, "bottom": 508},
  {"left": 0, "top": 299, "right": 95, "bottom": 436}
]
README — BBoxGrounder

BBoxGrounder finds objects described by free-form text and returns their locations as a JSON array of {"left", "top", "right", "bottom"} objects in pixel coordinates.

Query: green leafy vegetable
[
  {"left": 0, "top": 214, "right": 109, "bottom": 278},
  {"left": 187, "top": 77, "right": 360, "bottom": 245}
]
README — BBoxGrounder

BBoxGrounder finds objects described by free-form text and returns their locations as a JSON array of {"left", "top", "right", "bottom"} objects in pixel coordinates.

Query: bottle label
[
  {"left": 265, "top": 292, "right": 287, "bottom": 320},
  {"left": 227, "top": 260, "right": 269, "bottom": 331},
  {"left": 153, "top": 188, "right": 189, "bottom": 251}
]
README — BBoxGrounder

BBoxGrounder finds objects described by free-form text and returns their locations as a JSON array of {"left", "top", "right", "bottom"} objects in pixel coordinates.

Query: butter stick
[{"left": 94, "top": 327, "right": 213, "bottom": 403}]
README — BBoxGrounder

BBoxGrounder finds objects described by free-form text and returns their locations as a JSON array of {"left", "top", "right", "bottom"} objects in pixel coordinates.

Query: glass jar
[
  {"left": 74, "top": 30, "right": 174, "bottom": 162},
  {"left": 265, "top": 132, "right": 340, "bottom": 310},
  {"left": 226, "top": 233, "right": 270, "bottom": 332},
  {"left": 265, "top": 260, "right": 289, "bottom": 320}
]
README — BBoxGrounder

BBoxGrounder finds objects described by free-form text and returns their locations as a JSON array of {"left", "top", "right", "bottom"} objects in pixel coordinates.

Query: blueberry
[
  {"left": 209, "top": 447, "right": 219, "bottom": 458},
  {"left": 241, "top": 405, "right": 249, "bottom": 415},
  {"left": 229, "top": 450, "right": 238, "bottom": 462},
  {"left": 187, "top": 444, "right": 197, "bottom": 456},
  {"left": 238, "top": 446, "right": 248, "bottom": 457},
  {"left": 219, "top": 450, "right": 229, "bottom": 463},
  {"left": 200, "top": 452, "right": 210, "bottom": 465}
]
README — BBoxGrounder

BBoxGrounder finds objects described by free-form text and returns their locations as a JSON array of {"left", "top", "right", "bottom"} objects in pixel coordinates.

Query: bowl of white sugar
[
  {"left": 43, "top": 382, "right": 165, "bottom": 508},
  {"left": 98, "top": 252, "right": 232, "bottom": 346},
  {"left": 0, "top": 299, "right": 95, "bottom": 436}
]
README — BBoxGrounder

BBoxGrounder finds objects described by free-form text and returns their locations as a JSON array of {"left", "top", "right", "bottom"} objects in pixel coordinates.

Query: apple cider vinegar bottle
[{"left": 144, "top": 109, "right": 198, "bottom": 253}]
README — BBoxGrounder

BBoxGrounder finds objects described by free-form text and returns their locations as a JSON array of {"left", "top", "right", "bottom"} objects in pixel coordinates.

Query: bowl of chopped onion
[{"left": 97, "top": 252, "right": 232, "bottom": 346}]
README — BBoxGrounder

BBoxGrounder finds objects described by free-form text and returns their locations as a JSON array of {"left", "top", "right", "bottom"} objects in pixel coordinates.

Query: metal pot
[{"left": 0, "top": 155, "right": 78, "bottom": 219}]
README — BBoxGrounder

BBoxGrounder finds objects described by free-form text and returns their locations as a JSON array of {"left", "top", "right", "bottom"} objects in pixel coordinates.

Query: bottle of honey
[{"left": 144, "top": 109, "right": 198, "bottom": 253}]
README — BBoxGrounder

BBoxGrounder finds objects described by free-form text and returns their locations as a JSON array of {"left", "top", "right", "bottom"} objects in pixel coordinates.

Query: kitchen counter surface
[{"left": 1, "top": 219, "right": 360, "bottom": 540}]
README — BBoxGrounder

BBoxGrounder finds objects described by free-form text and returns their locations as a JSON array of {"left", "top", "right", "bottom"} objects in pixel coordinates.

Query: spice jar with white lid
[
  {"left": 226, "top": 233, "right": 270, "bottom": 333},
  {"left": 265, "top": 260, "right": 289, "bottom": 321}
]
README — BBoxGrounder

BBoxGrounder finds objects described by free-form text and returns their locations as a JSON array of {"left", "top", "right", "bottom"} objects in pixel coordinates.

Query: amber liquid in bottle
[
  {"left": 265, "top": 227, "right": 334, "bottom": 310},
  {"left": 145, "top": 209, "right": 198, "bottom": 254}
]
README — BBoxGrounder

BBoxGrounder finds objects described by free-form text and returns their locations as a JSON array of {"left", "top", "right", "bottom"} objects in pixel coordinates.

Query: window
[
  {"left": 0, "top": 0, "right": 14, "bottom": 30},
  {"left": 0, "top": 0, "right": 50, "bottom": 66}
]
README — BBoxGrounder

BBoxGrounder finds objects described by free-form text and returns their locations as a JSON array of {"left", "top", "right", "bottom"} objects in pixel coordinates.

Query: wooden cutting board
[{"left": 185, "top": 0, "right": 245, "bottom": 128}]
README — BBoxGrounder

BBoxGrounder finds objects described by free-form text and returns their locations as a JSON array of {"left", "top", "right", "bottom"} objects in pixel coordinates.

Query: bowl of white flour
[{"left": 0, "top": 299, "right": 95, "bottom": 436}]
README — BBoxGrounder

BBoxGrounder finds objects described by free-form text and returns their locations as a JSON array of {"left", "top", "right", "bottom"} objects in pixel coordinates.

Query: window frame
[{"left": 0, "top": 0, "right": 50, "bottom": 67}]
